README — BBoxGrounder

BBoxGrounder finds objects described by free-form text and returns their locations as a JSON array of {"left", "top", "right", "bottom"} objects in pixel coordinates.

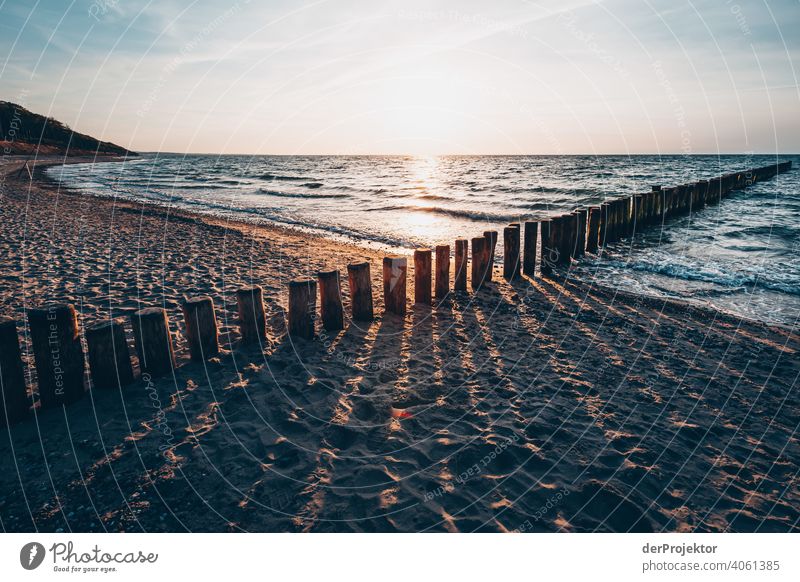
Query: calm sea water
[{"left": 47, "top": 154, "right": 800, "bottom": 326}]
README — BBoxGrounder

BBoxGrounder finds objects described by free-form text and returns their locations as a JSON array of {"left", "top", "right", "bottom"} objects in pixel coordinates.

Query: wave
[
  {"left": 256, "top": 188, "right": 349, "bottom": 199},
  {"left": 731, "top": 225, "right": 799, "bottom": 240},
  {"left": 258, "top": 173, "right": 314, "bottom": 182},
  {"left": 602, "top": 259, "right": 800, "bottom": 296},
  {"left": 366, "top": 204, "right": 523, "bottom": 223},
  {"left": 417, "top": 194, "right": 453, "bottom": 201}
]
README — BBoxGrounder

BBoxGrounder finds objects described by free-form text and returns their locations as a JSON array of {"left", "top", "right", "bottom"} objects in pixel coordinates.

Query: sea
[{"left": 46, "top": 154, "right": 800, "bottom": 327}]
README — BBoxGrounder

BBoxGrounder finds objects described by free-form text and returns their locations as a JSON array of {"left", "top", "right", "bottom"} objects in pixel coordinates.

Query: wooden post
[
  {"left": 132, "top": 307, "right": 175, "bottom": 377},
  {"left": 564, "top": 212, "right": 578, "bottom": 259},
  {"left": 606, "top": 202, "right": 617, "bottom": 243},
  {"left": 318, "top": 270, "right": 344, "bottom": 331},
  {"left": 651, "top": 185, "right": 662, "bottom": 224},
  {"left": 632, "top": 196, "right": 642, "bottom": 236},
  {"left": 86, "top": 318, "right": 134, "bottom": 390},
  {"left": 625, "top": 197, "right": 634, "bottom": 236},
  {"left": 435, "top": 245, "right": 450, "bottom": 301},
  {"left": 663, "top": 187, "right": 674, "bottom": 219},
  {"left": 182, "top": 296, "right": 220, "bottom": 361},
  {"left": 382, "top": 256, "right": 407, "bottom": 315},
  {"left": 503, "top": 224, "right": 521, "bottom": 279},
  {"left": 454, "top": 239, "right": 468, "bottom": 292},
  {"left": 347, "top": 262, "right": 373, "bottom": 322},
  {"left": 599, "top": 202, "right": 610, "bottom": 247},
  {"left": 689, "top": 183, "right": 698, "bottom": 212},
  {"left": 586, "top": 207, "right": 601, "bottom": 253},
  {"left": 618, "top": 199, "right": 628, "bottom": 238},
  {"left": 483, "top": 230, "right": 498, "bottom": 282},
  {"left": 574, "top": 210, "right": 587, "bottom": 257},
  {"left": 523, "top": 221, "right": 538, "bottom": 277},
  {"left": 413, "top": 249, "right": 432, "bottom": 305},
  {"left": 552, "top": 216, "right": 567, "bottom": 264},
  {"left": 540, "top": 219, "right": 554, "bottom": 277},
  {"left": 562, "top": 213, "right": 577, "bottom": 262},
  {"left": 0, "top": 318, "right": 29, "bottom": 426},
  {"left": 288, "top": 278, "right": 317, "bottom": 339},
  {"left": 28, "top": 303, "right": 85, "bottom": 408},
  {"left": 236, "top": 285, "right": 267, "bottom": 345},
  {"left": 552, "top": 215, "right": 568, "bottom": 265},
  {"left": 471, "top": 237, "right": 489, "bottom": 290},
  {"left": 710, "top": 177, "right": 722, "bottom": 205},
  {"left": 697, "top": 180, "right": 708, "bottom": 209},
  {"left": 652, "top": 190, "right": 660, "bottom": 222}
]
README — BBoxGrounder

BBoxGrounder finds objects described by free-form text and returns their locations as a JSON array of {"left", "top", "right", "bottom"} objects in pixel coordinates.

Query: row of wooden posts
[
  {"left": 0, "top": 288, "right": 267, "bottom": 428},
  {"left": 287, "top": 161, "right": 792, "bottom": 336},
  {"left": 0, "top": 161, "right": 791, "bottom": 428}
]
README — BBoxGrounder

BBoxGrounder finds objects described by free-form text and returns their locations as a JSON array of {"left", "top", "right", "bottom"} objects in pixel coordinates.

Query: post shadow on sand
[{"left": 470, "top": 272, "right": 660, "bottom": 532}]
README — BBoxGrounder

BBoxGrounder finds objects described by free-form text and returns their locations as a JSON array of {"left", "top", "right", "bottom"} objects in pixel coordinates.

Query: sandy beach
[{"left": 0, "top": 156, "right": 797, "bottom": 533}]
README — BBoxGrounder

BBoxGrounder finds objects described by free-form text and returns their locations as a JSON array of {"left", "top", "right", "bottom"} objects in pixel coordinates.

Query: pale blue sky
[{"left": 1, "top": 0, "right": 798, "bottom": 154}]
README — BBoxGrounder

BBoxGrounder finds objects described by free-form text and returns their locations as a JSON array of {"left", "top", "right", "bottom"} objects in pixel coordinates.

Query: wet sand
[{"left": 0, "top": 156, "right": 798, "bottom": 532}]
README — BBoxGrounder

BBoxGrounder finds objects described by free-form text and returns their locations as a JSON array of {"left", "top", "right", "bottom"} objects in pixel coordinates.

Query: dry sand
[{"left": 0, "top": 156, "right": 798, "bottom": 532}]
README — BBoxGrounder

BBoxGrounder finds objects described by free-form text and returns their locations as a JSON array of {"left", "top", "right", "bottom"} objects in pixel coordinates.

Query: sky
[{"left": 1, "top": 0, "right": 798, "bottom": 155}]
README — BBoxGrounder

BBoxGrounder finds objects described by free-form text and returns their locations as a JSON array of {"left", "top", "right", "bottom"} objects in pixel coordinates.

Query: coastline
[{"left": 1, "top": 156, "right": 798, "bottom": 532}]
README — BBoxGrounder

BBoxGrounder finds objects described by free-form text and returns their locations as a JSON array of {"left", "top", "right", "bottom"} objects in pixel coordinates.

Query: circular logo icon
[{"left": 20, "top": 542, "right": 46, "bottom": 570}]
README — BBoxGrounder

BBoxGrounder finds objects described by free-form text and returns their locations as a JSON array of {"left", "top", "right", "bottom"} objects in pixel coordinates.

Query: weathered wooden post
[
  {"left": 651, "top": 185, "right": 662, "bottom": 224},
  {"left": 556, "top": 215, "right": 570, "bottom": 264},
  {"left": 503, "top": 224, "right": 521, "bottom": 279},
  {"left": 599, "top": 202, "right": 610, "bottom": 247},
  {"left": 347, "top": 262, "right": 374, "bottom": 321},
  {"left": 697, "top": 180, "right": 708, "bottom": 209},
  {"left": 182, "top": 296, "right": 220, "bottom": 361},
  {"left": 523, "top": 221, "right": 538, "bottom": 277},
  {"left": 414, "top": 248, "right": 432, "bottom": 305},
  {"left": 663, "top": 187, "right": 674, "bottom": 219},
  {"left": 86, "top": 318, "right": 134, "bottom": 390},
  {"left": 642, "top": 192, "right": 653, "bottom": 226},
  {"left": 607, "top": 202, "right": 618, "bottom": 244},
  {"left": 236, "top": 285, "right": 267, "bottom": 344},
  {"left": 554, "top": 215, "right": 569, "bottom": 264},
  {"left": 549, "top": 216, "right": 562, "bottom": 265},
  {"left": 382, "top": 256, "right": 407, "bottom": 315},
  {"left": 606, "top": 201, "right": 617, "bottom": 242},
  {"left": 632, "top": 195, "right": 642, "bottom": 236},
  {"left": 0, "top": 318, "right": 29, "bottom": 426},
  {"left": 318, "top": 270, "right": 345, "bottom": 331},
  {"left": 708, "top": 178, "right": 720, "bottom": 205},
  {"left": 132, "top": 307, "right": 175, "bottom": 377},
  {"left": 435, "top": 245, "right": 450, "bottom": 301},
  {"left": 617, "top": 199, "right": 627, "bottom": 239},
  {"left": 564, "top": 212, "right": 578, "bottom": 259},
  {"left": 28, "top": 303, "right": 85, "bottom": 408},
  {"left": 483, "top": 230, "right": 498, "bottom": 282},
  {"left": 540, "top": 219, "right": 554, "bottom": 277},
  {"left": 454, "top": 239, "right": 468, "bottom": 292},
  {"left": 551, "top": 214, "right": 567, "bottom": 263},
  {"left": 689, "top": 183, "right": 698, "bottom": 212},
  {"left": 624, "top": 197, "right": 634, "bottom": 236},
  {"left": 288, "top": 278, "right": 317, "bottom": 338},
  {"left": 675, "top": 185, "right": 684, "bottom": 214},
  {"left": 471, "top": 237, "right": 489, "bottom": 290},
  {"left": 586, "top": 207, "right": 601, "bottom": 253},
  {"left": 574, "top": 210, "right": 587, "bottom": 257}
]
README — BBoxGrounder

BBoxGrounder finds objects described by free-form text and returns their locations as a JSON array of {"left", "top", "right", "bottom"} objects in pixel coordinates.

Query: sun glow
[{"left": 374, "top": 75, "right": 474, "bottom": 156}]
